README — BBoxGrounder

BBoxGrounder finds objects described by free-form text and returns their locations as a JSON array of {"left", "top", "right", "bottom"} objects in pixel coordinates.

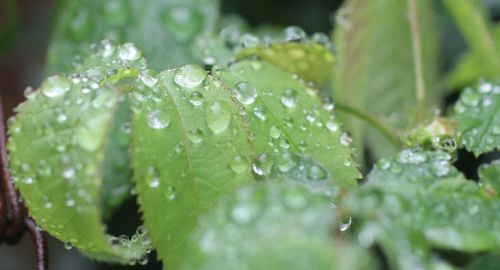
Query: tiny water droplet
[
  {"left": 252, "top": 105, "right": 266, "bottom": 121},
  {"left": 269, "top": 125, "right": 282, "bottom": 139},
  {"left": 339, "top": 216, "right": 352, "bottom": 231},
  {"left": 340, "top": 132, "right": 352, "bottom": 146},
  {"left": 188, "top": 128, "right": 203, "bottom": 144}
]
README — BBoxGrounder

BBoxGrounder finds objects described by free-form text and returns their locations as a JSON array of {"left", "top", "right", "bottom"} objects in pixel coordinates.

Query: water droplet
[
  {"left": 147, "top": 110, "right": 171, "bottom": 129},
  {"left": 298, "top": 140, "right": 308, "bottom": 152},
  {"left": 138, "top": 256, "right": 149, "bottom": 266},
  {"left": 340, "top": 132, "right": 352, "bottom": 146},
  {"left": 65, "top": 198, "right": 75, "bottom": 207},
  {"left": 282, "top": 26, "right": 306, "bottom": 42},
  {"left": 339, "top": 216, "right": 352, "bottom": 231},
  {"left": 206, "top": 102, "right": 231, "bottom": 134},
  {"left": 62, "top": 167, "right": 76, "bottom": 179},
  {"left": 41, "top": 76, "right": 72, "bottom": 98},
  {"left": 307, "top": 164, "right": 327, "bottom": 180},
  {"left": 233, "top": 82, "right": 258, "bottom": 105},
  {"left": 238, "top": 34, "right": 260, "bottom": 48},
  {"left": 119, "top": 43, "right": 141, "bottom": 61},
  {"left": 139, "top": 70, "right": 158, "bottom": 87},
  {"left": 280, "top": 88, "right": 298, "bottom": 108},
  {"left": 188, "top": 128, "right": 203, "bottom": 144},
  {"left": 22, "top": 177, "right": 33, "bottom": 185},
  {"left": 396, "top": 149, "right": 427, "bottom": 164},
  {"left": 252, "top": 154, "right": 273, "bottom": 176},
  {"left": 57, "top": 113, "right": 68, "bottom": 123},
  {"left": 269, "top": 125, "right": 282, "bottom": 139},
  {"left": 64, "top": 242, "right": 73, "bottom": 250},
  {"left": 230, "top": 155, "right": 249, "bottom": 174},
  {"left": 326, "top": 121, "right": 339, "bottom": 132},
  {"left": 231, "top": 204, "right": 257, "bottom": 224},
  {"left": 377, "top": 158, "right": 391, "bottom": 170},
  {"left": 188, "top": 91, "right": 204, "bottom": 106},
  {"left": 148, "top": 177, "right": 160, "bottom": 188},
  {"left": 276, "top": 152, "right": 298, "bottom": 172},
  {"left": 461, "top": 89, "right": 481, "bottom": 107},
  {"left": 173, "top": 64, "right": 207, "bottom": 88},
  {"left": 252, "top": 105, "right": 266, "bottom": 121}
]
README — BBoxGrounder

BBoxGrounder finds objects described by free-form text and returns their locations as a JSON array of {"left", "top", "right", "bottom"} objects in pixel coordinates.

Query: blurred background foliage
[{"left": 0, "top": 0, "right": 498, "bottom": 269}]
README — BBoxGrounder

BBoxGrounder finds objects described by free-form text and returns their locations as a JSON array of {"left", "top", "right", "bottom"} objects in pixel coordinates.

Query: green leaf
[
  {"left": 345, "top": 149, "right": 500, "bottom": 269},
  {"left": 214, "top": 60, "right": 360, "bottom": 187},
  {"left": 453, "top": 81, "right": 500, "bottom": 155},
  {"left": 8, "top": 75, "right": 149, "bottom": 263},
  {"left": 46, "top": 0, "right": 219, "bottom": 74},
  {"left": 131, "top": 65, "right": 257, "bottom": 268},
  {"left": 466, "top": 255, "right": 500, "bottom": 270},
  {"left": 235, "top": 30, "right": 335, "bottom": 86},
  {"left": 442, "top": 0, "right": 500, "bottom": 89},
  {"left": 332, "top": 0, "right": 439, "bottom": 159},
  {"left": 180, "top": 182, "right": 376, "bottom": 270},
  {"left": 479, "top": 160, "right": 500, "bottom": 196}
]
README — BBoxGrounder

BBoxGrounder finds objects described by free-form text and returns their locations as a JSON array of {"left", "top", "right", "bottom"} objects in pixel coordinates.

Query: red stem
[
  {"left": 25, "top": 217, "right": 48, "bottom": 270},
  {"left": 0, "top": 95, "right": 25, "bottom": 243}
]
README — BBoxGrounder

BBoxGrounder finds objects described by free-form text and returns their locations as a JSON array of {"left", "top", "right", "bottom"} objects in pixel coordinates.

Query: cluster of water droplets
[
  {"left": 454, "top": 81, "right": 500, "bottom": 151},
  {"left": 106, "top": 225, "right": 153, "bottom": 266},
  {"left": 186, "top": 183, "right": 336, "bottom": 268}
]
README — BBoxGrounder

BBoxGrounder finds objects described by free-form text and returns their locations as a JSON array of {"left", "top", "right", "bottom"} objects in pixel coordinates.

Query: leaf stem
[
  {"left": 335, "top": 102, "right": 400, "bottom": 149},
  {"left": 408, "top": 0, "right": 426, "bottom": 120}
]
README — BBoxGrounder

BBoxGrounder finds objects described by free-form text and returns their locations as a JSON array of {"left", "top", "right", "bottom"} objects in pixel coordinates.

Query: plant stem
[
  {"left": 408, "top": 0, "right": 426, "bottom": 121},
  {"left": 335, "top": 102, "right": 400, "bottom": 149}
]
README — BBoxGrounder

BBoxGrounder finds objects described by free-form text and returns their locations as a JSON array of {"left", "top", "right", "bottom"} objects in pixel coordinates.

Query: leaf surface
[
  {"left": 215, "top": 60, "right": 359, "bottom": 187},
  {"left": 46, "top": 0, "right": 218, "bottom": 74},
  {"left": 332, "top": 0, "right": 438, "bottom": 159},
  {"left": 453, "top": 81, "right": 500, "bottom": 155}
]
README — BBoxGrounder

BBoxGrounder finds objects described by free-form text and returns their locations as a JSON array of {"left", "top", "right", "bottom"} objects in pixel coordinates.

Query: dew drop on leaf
[
  {"left": 173, "top": 64, "right": 207, "bottom": 88},
  {"left": 307, "top": 164, "right": 327, "bottom": 181},
  {"left": 280, "top": 88, "right": 298, "bottom": 108},
  {"left": 282, "top": 26, "right": 306, "bottom": 42},
  {"left": 340, "top": 132, "right": 352, "bottom": 146},
  {"left": 206, "top": 102, "right": 231, "bottom": 134},
  {"left": 269, "top": 125, "right": 282, "bottom": 139},
  {"left": 230, "top": 155, "right": 249, "bottom": 174},
  {"left": 118, "top": 43, "right": 141, "bottom": 61},
  {"left": 188, "top": 91, "right": 204, "bottom": 106},
  {"left": 188, "top": 128, "right": 203, "bottom": 144},
  {"left": 233, "top": 82, "right": 258, "bottom": 105},
  {"left": 41, "top": 76, "right": 72, "bottom": 98},
  {"left": 147, "top": 110, "right": 171, "bottom": 129}
]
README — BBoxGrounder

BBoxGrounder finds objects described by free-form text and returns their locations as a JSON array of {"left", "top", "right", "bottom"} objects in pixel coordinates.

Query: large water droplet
[
  {"left": 41, "top": 76, "right": 72, "bottom": 98},
  {"left": 233, "top": 82, "right": 258, "bottom": 105},
  {"left": 173, "top": 64, "right": 207, "bottom": 88},
  {"left": 206, "top": 102, "right": 231, "bottom": 134},
  {"left": 147, "top": 110, "right": 171, "bottom": 129}
]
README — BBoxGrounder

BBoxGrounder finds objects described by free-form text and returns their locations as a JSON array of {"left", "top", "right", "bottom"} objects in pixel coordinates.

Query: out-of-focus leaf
[
  {"left": 345, "top": 149, "right": 500, "bottom": 269},
  {"left": 131, "top": 65, "right": 257, "bottom": 268},
  {"left": 453, "top": 81, "right": 500, "bottom": 155},
  {"left": 46, "top": 0, "right": 219, "bottom": 74},
  {"left": 442, "top": 0, "right": 500, "bottom": 89},
  {"left": 8, "top": 76, "right": 149, "bottom": 264},
  {"left": 479, "top": 160, "right": 500, "bottom": 196},
  {"left": 466, "top": 254, "right": 500, "bottom": 270},
  {"left": 215, "top": 60, "right": 360, "bottom": 188},
  {"left": 332, "top": 0, "right": 438, "bottom": 159},
  {"left": 181, "top": 183, "right": 376, "bottom": 270}
]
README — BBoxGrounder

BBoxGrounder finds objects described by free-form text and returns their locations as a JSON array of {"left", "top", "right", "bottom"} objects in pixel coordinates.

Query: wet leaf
[
  {"left": 180, "top": 182, "right": 376, "bottom": 270},
  {"left": 345, "top": 149, "right": 500, "bottom": 269},
  {"left": 46, "top": 0, "right": 218, "bottom": 74},
  {"left": 131, "top": 65, "right": 257, "bottom": 268},
  {"left": 332, "top": 0, "right": 438, "bottom": 159},
  {"left": 235, "top": 29, "right": 335, "bottom": 86},
  {"left": 215, "top": 60, "right": 359, "bottom": 187},
  {"left": 8, "top": 74, "right": 150, "bottom": 263},
  {"left": 479, "top": 160, "right": 500, "bottom": 196},
  {"left": 453, "top": 81, "right": 500, "bottom": 155}
]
